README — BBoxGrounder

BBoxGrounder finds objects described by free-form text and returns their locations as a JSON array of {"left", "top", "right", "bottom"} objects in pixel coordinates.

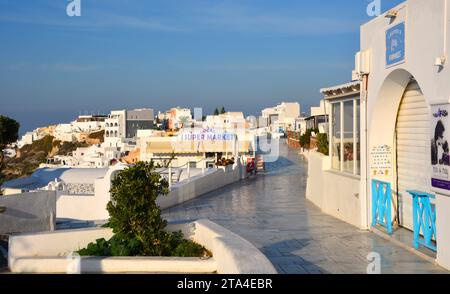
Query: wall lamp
[
  {"left": 435, "top": 56, "right": 447, "bottom": 69},
  {"left": 385, "top": 9, "right": 398, "bottom": 19}
]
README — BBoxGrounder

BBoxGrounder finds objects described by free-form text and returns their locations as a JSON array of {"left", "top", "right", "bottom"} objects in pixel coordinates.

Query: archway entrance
[{"left": 395, "top": 79, "right": 431, "bottom": 230}]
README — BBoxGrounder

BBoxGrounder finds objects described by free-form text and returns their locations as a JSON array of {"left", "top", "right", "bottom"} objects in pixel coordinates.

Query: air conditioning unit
[{"left": 355, "top": 50, "right": 371, "bottom": 75}]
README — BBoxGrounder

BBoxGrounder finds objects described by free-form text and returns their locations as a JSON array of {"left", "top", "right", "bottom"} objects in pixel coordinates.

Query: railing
[
  {"left": 158, "top": 156, "right": 243, "bottom": 189},
  {"left": 371, "top": 180, "right": 393, "bottom": 235},
  {"left": 406, "top": 190, "right": 437, "bottom": 252},
  {"left": 158, "top": 158, "right": 212, "bottom": 189}
]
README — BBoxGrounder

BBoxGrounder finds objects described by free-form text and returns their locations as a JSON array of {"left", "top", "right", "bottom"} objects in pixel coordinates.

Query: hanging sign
[
  {"left": 431, "top": 105, "right": 450, "bottom": 196},
  {"left": 386, "top": 22, "right": 406, "bottom": 67}
]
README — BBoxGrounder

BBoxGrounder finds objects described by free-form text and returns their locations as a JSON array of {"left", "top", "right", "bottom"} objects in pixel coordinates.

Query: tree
[
  {"left": 0, "top": 115, "right": 20, "bottom": 164},
  {"left": 219, "top": 106, "right": 226, "bottom": 114},
  {"left": 179, "top": 116, "right": 190, "bottom": 128},
  {"left": 107, "top": 161, "right": 171, "bottom": 256},
  {"left": 78, "top": 161, "right": 208, "bottom": 257},
  {"left": 213, "top": 108, "right": 219, "bottom": 116}
]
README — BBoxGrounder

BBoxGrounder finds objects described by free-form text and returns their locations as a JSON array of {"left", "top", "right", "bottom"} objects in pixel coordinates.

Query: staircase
[{"left": 256, "top": 155, "right": 265, "bottom": 173}]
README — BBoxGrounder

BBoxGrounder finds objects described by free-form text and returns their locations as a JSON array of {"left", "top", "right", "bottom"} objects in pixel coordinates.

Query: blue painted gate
[{"left": 371, "top": 180, "right": 393, "bottom": 235}]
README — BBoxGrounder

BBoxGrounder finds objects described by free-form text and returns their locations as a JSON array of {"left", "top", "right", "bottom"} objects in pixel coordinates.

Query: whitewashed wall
[
  {"left": 56, "top": 164, "right": 245, "bottom": 221},
  {"left": 361, "top": 0, "right": 450, "bottom": 269},
  {"left": 306, "top": 151, "right": 363, "bottom": 228}
]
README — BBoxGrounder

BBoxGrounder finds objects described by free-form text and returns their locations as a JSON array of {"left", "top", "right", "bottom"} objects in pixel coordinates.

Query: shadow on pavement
[{"left": 261, "top": 239, "right": 329, "bottom": 274}]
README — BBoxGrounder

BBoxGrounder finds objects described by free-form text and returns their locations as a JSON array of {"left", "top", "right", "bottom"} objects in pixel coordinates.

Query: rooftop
[
  {"left": 320, "top": 81, "right": 361, "bottom": 99},
  {"left": 1, "top": 167, "right": 110, "bottom": 191}
]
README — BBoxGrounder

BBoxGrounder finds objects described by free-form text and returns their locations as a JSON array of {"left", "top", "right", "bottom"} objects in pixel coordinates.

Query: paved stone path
[{"left": 163, "top": 141, "right": 447, "bottom": 274}]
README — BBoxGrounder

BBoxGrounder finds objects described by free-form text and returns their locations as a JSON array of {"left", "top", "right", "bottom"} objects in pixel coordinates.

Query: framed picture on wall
[{"left": 431, "top": 104, "right": 450, "bottom": 196}]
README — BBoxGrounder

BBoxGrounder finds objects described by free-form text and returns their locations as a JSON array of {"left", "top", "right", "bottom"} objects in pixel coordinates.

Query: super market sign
[{"left": 181, "top": 129, "right": 235, "bottom": 141}]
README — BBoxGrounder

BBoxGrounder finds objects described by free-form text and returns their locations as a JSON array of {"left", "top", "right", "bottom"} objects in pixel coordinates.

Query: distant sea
[{"left": 2, "top": 110, "right": 89, "bottom": 136}]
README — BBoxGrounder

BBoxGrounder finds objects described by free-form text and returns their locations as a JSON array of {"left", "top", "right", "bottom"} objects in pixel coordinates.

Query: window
[
  {"left": 330, "top": 96, "right": 361, "bottom": 175},
  {"left": 331, "top": 103, "right": 341, "bottom": 170},
  {"left": 343, "top": 101, "right": 354, "bottom": 173}
]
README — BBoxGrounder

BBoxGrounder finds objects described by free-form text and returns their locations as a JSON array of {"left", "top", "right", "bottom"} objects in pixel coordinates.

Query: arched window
[
  {"left": 115, "top": 123, "right": 118, "bottom": 127},
  {"left": 106, "top": 131, "right": 109, "bottom": 137},
  {"left": 115, "top": 131, "right": 118, "bottom": 137},
  {"left": 106, "top": 123, "right": 109, "bottom": 127}
]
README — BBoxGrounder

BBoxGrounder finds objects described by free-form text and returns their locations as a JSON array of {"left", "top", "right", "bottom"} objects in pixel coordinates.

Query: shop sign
[
  {"left": 386, "top": 22, "right": 405, "bottom": 67},
  {"left": 370, "top": 145, "right": 392, "bottom": 177},
  {"left": 181, "top": 128, "right": 235, "bottom": 141},
  {"left": 431, "top": 105, "right": 450, "bottom": 195}
]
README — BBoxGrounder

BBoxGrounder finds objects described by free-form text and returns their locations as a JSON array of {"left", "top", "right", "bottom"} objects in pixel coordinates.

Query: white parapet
[{"left": 8, "top": 219, "right": 277, "bottom": 274}]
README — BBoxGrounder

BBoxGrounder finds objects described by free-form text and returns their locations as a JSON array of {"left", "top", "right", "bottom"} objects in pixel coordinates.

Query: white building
[
  {"left": 52, "top": 115, "right": 106, "bottom": 143},
  {"left": 17, "top": 129, "right": 47, "bottom": 148},
  {"left": 204, "top": 112, "right": 246, "bottom": 131},
  {"left": 71, "top": 115, "right": 106, "bottom": 133},
  {"left": 261, "top": 102, "right": 301, "bottom": 133},
  {"left": 104, "top": 108, "right": 154, "bottom": 148},
  {"left": 17, "top": 132, "right": 35, "bottom": 149},
  {"left": 139, "top": 128, "right": 256, "bottom": 169},
  {"left": 1, "top": 166, "right": 126, "bottom": 220},
  {"left": 305, "top": 99, "right": 331, "bottom": 132},
  {"left": 307, "top": 0, "right": 450, "bottom": 271},
  {"left": 168, "top": 107, "right": 193, "bottom": 130},
  {"left": 54, "top": 124, "right": 74, "bottom": 142},
  {"left": 104, "top": 110, "right": 127, "bottom": 148}
]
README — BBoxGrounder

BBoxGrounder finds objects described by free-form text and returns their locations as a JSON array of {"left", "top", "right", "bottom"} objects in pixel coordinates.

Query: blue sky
[{"left": 0, "top": 0, "right": 405, "bottom": 133}]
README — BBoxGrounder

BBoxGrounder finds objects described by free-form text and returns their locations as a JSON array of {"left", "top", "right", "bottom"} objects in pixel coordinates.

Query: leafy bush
[
  {"left": 78, "top": 161, "right": 210, "bottom": 258},
  {"left": 299, "top": 128, "right": 319, "bottom": 149},
  {"left": 316, "top": 133, "right": 329, "bottom": 155}
]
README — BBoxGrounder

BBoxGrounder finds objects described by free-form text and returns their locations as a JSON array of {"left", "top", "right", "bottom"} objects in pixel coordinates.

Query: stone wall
[{"left": 286, "top": 131, "right": 301, "bottom": 149}]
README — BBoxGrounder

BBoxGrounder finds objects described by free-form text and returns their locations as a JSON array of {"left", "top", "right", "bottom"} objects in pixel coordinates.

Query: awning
[
  {"left": 320, "top": 81, "right": 361, "bottom": 99},
  {"left": 146, "top": 139, "right": 253, "bottom": 154}
]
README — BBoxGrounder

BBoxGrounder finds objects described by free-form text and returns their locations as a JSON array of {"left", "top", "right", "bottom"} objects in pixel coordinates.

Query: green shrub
[
  {"left": 317, "top": 133, "right": 329, "bottom": 155},
  {"left": 173, "top": 239, "right": 210, "bottom": 257},
  {"left": 78, "top": 161, "right": 210, "bottom": 258},
  {"left": 32, "top": 135, "right": 54, "bottom": 154},
  {"left": 299, "top": 128, "right": 319, "bottom": 149}
]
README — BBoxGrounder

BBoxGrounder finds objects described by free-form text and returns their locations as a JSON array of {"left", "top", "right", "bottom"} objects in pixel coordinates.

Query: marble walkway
[{"left": 163, "top": 142, "right": 447, "bottom": 274}]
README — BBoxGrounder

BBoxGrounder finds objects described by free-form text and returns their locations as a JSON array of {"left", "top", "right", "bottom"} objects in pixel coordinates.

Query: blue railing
[
  {"left": 371, "top": 180, "right": 393, "bottom": 235},
  {"left": 406, "top": 190, "right": 437, "bottom": 252}
]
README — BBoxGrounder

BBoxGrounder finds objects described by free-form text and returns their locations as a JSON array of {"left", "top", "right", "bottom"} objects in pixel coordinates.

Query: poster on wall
[
  {"left": 431, "top": 104, "right": 450, "bottom": 196},
  {"left": 370, "top": 145, "right": 393, "bottom": 178}
]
